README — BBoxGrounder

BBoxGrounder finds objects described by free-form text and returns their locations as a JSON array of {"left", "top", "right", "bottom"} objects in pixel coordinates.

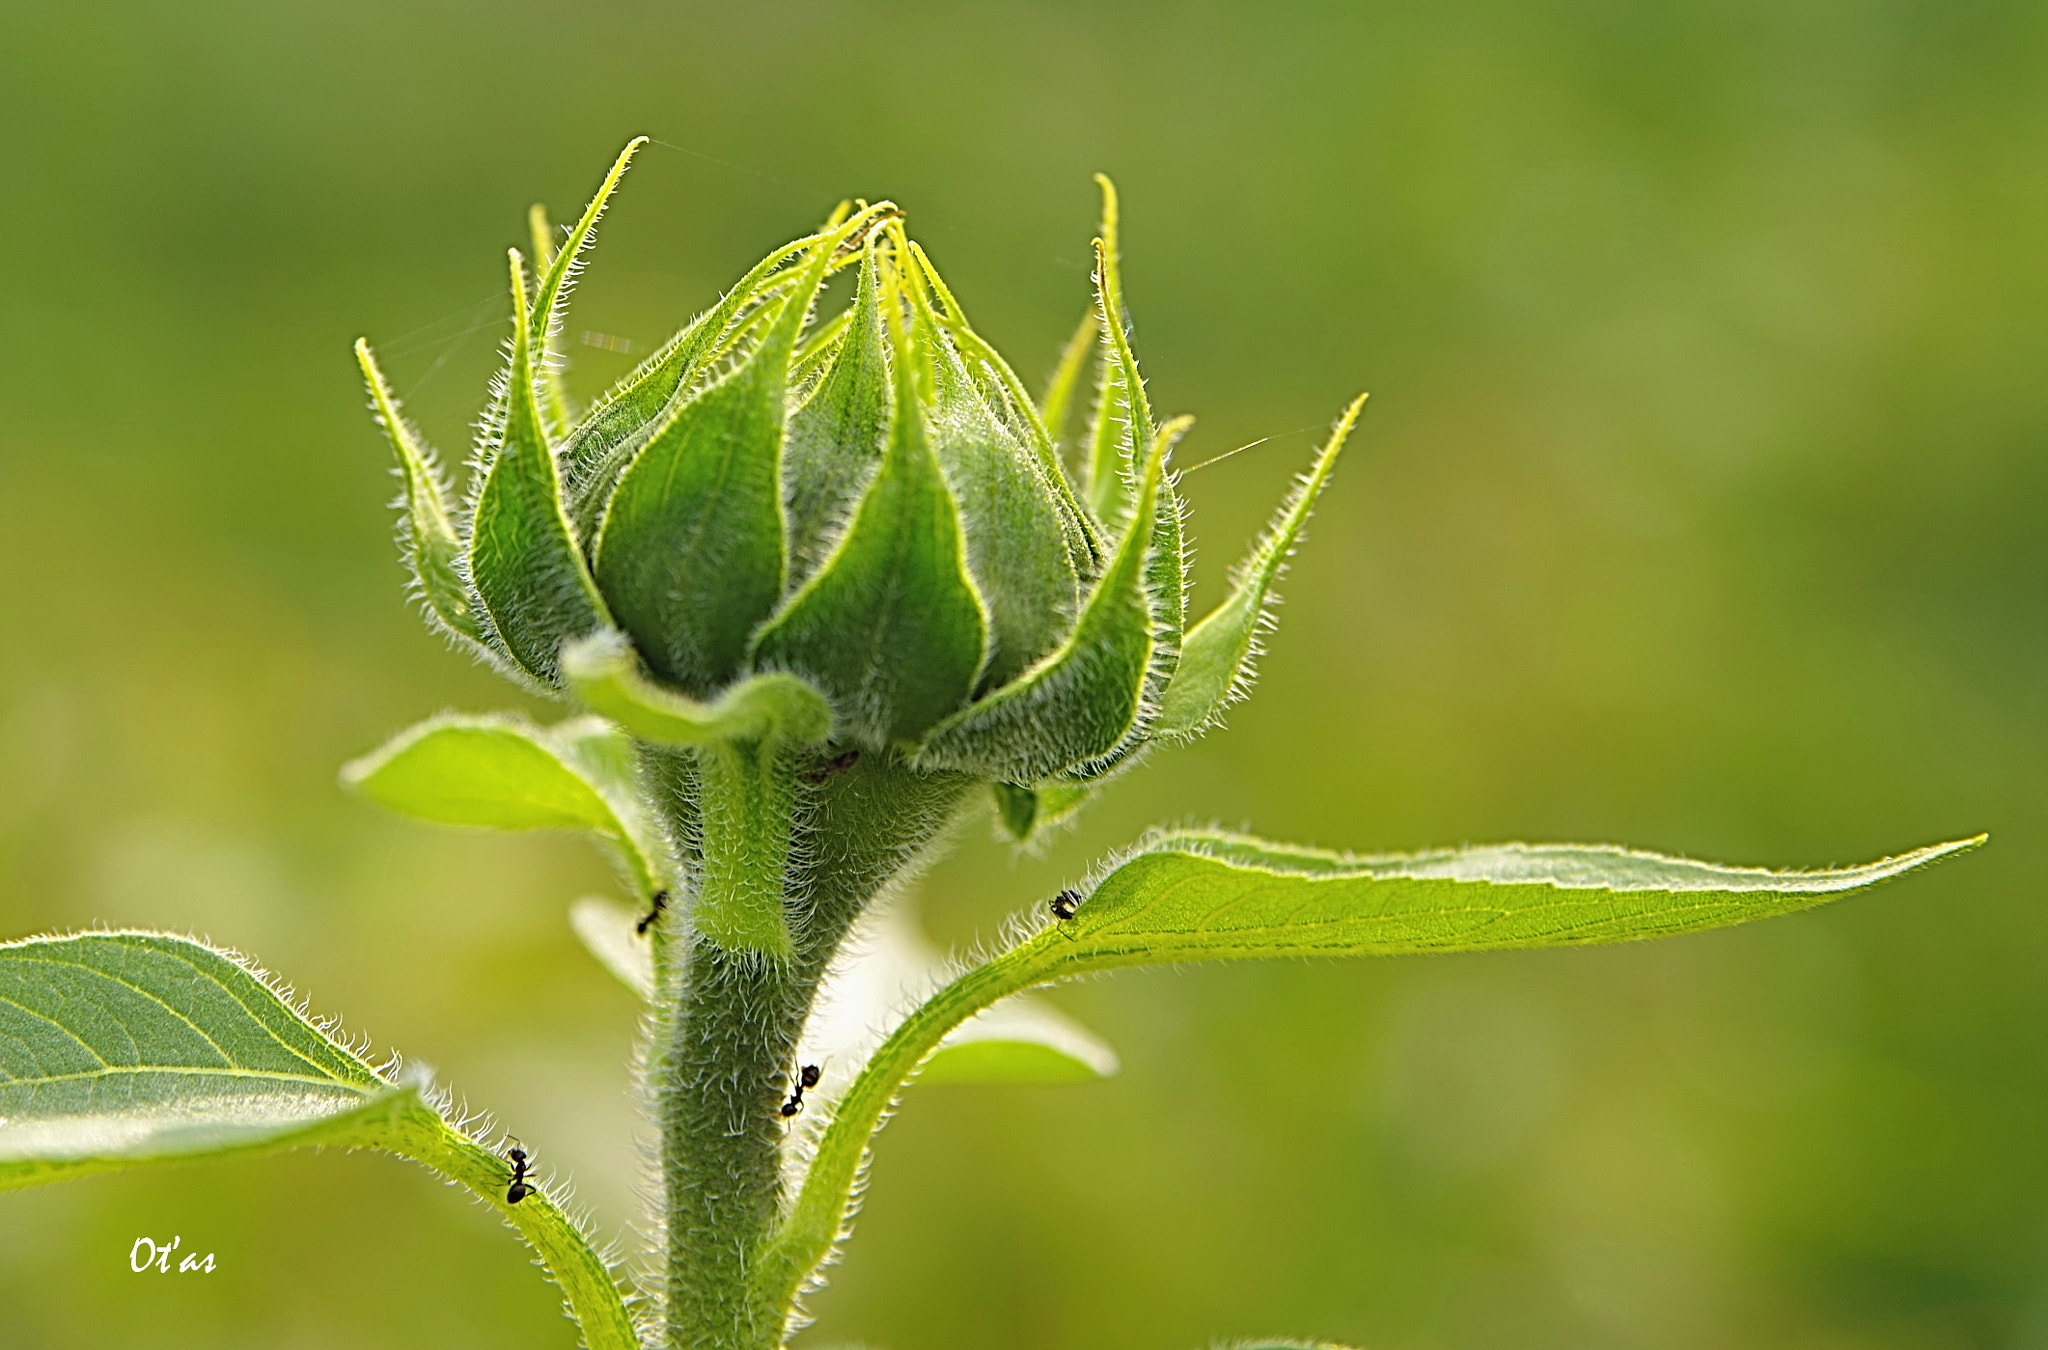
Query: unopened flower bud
[{"left": 358, "top": 142, "right": 1364, "bottom": 823}]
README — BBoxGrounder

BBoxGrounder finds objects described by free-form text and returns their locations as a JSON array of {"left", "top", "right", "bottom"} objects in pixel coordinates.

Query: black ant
[
  {"left": 803, "top": 749, "right": 860, "bottom": 785},
  {"left": 635, "top": 888, "right": 670, "bottom": 937},
  {"left": 1050, "top": 890, "right": 1082, "bottom": 921},
  {"left": 779, "top": 1064, "right": 821, "bottom": 1118},
  {"left": 504, "top": 1141, "right": 536, "bottom": 1205}
]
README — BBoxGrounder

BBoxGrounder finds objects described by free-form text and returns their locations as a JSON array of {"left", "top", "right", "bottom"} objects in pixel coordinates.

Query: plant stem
[
  {"left": 648, "top": 744, "right": 977, "bottom": 1349},
  {"left": 661, "top": 937, "right": 805, "bottom": 1350},
  {"left": 387, "top": 1100, "right": 642, "bottom": 1350},
  {"left": 661, "top": 738, "right": 803, "bottom": 1350}
]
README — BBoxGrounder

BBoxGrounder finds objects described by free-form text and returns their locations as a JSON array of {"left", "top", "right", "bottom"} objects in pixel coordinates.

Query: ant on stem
[
  {"left": 635, "top": 889, "right": 669, "bottom": 937},
  {"left": 504, "top": 1140, "right": 536, "bottom": 1205},
  {"left": 779, "top": 1064, "right": 821, "bottom": 1118}
]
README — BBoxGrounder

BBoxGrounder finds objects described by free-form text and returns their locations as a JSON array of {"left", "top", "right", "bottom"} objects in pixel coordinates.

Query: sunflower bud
[{"left": 357, "top": 141, "right": 1365, "bottom": 826}]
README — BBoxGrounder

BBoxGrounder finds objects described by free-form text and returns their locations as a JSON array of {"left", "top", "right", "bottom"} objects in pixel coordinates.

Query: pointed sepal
[
  {"left": 914, "top": 417, "right": 1186, "bottom": 781},
  {"left": 1038, "top": 307, "right": 1098, "bottom": 455},
  {"left": 467, "top": 246, "right": 612, "bottom": 686},
  {"left": 561, "top": 211, "right": 875, "bottom": 544},
  {"left": 750, "top": 276, "right": 989, "bottom": 746},
  {"left": 1156, "top": 392, "right": 1367, "bottom": 736},
  {"left": 354, "top": 339, "right": 485, "bottom": 646},
  {"left": 991, "top": 779, "right": 1096, "bottom": 843},
  {"left": 907, "top": 239, "right": 1102, "bottom": 625},
  {"left": 782, "top": 231, "right": 893, "bottom": 581},
  {"left": 894, "top": 240, "right": 1072, "bottom": 692},
  {"left": 592, "top": 227, "right": 846, "bottom": 696},
  {"left": 526, "top": 202, "right": 576, "bottom": 440},
  {"left": 908, "top": 239, "right": 1103, "bottom": 582},
  {"left": 1084, "top": 179, "right": 1186, "bottom": 668}
]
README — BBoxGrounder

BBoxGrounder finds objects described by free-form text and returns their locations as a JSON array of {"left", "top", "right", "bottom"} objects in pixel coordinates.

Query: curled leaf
[{"left": 562, "top": 629, "right": 831, "bottom": 748}]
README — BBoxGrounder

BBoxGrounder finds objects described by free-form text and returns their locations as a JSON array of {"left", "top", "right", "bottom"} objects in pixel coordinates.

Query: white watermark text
[{"left": 129, "top": 1236, "right": 216, "bottom": 1274}]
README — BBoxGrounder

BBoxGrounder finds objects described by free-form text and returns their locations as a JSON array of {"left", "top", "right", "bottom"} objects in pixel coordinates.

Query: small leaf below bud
[
  {"left": 339, "top": 712, "right": 662, "bottom": 899},
  {"left": 991, "top": 780, "right": 1096, "bottom": 843},
  {"left": 562, "top": 630, "right": 831, "bottom": 748}
]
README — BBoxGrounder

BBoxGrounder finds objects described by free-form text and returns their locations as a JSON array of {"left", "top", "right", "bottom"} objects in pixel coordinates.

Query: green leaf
[
  {"left": 799, "top": 906, "right": 1115, "bottom": 1092},
  {"left": 353, "top": 339, "right": 486, "bottom": 646},
  {"left": 339, "top": 712, "right": 663, "bottom": 899},
  {"left": 1156, "top": 393, "right": 1367, "bottom": 736},
  {"left": 0, "top": 930, "right": 638, "bottom": 1349},
  {"left": 991, "top": 781, "right": 1038, "bottom": 839},
  {"left": 1052, "top": 830, "right": 1986, "bottom": 964},
  {"left": 919, "top": 998, "right": 1118, "bottom": 1085},
  {"left": 916, "top": 1038, "right": 1105, "bottom": 1084},
  {"left": 756, "top": 830, "right": 1982, "bottom": 1314},
  {"left": 990, "top": 779, "right": 1096, "bottom": 843},
  {"left": 0, "top": 930, "right": 390, "bottom": 1191},
  {"left": 593, "top": 232, "right": 839, "bottom": 696},
  {"left": 751, "top": 267, "right": 989, "bottom": 746},
  {"left": 913, "top": 417, "right": 1183, "bottom": 781},
  {"left": 562, "top": 628, "right": 832, "bottom": 747}
]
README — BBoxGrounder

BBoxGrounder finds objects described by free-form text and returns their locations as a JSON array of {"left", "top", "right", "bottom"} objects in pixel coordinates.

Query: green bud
[{"left": 356, "top": 141, "right": 1366, "bottom": 810}]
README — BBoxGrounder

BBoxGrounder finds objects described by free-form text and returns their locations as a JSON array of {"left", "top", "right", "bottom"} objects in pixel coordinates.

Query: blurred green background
[{"left": 1, "top": 1, "right": 2044, "bottom": 1347}]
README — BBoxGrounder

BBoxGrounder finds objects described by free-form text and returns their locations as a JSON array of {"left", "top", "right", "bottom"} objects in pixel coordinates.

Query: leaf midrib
[
  {"left": 0, "top": 1065, "right": 377, "bottom": 1093},
  {"left": 2, "top": 943, "right": 373, "bottom": 1085}
]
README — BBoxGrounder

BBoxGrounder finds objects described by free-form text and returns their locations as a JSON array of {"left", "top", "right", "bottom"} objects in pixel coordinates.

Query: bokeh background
[{"left": 2, "top": 1, "right": 2045, "bottom": 1347}]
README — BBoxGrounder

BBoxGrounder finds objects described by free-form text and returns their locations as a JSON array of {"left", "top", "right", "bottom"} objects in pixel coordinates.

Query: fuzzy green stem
[
  {"left": 661, "top": 739, "right": 801, "bottom": 1350},
  {"left": 647, "top": 742, "right": 977, "bottom": 1348},
  {"left": 661, "top": 937, "right": 806, "bottom": 1350}
]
